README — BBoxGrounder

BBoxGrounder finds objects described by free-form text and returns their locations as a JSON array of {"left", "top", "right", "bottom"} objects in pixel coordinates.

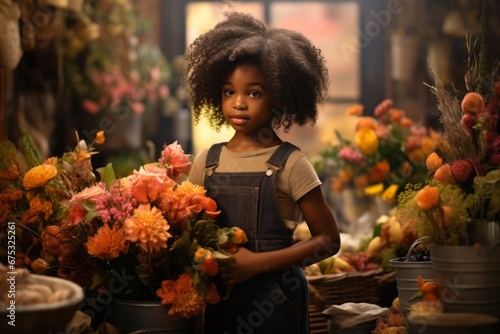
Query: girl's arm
[{"left": 218, "top": 185, "right": 340, "bottom": 286}]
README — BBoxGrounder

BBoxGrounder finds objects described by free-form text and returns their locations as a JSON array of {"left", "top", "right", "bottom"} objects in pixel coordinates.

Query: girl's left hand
[{"left": 218, "top": 247, "right": 261, "bottom": 286}]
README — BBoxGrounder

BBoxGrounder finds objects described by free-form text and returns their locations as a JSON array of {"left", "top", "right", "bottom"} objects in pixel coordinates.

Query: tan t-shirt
[{"left": 188, "top": 144, "right": 321, "bottom": 231}]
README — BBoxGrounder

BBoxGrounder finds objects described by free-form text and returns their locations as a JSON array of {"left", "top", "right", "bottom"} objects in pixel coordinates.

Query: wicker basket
[{"left": 307, "top": 269, "right": 387, "bottom": 334}]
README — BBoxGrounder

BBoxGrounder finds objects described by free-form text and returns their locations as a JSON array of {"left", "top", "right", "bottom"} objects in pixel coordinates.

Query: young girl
[{"left": 185, "top": 12, "right": 341, "bottom": 334}]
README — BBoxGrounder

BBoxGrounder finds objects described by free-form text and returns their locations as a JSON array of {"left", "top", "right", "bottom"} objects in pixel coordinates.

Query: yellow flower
[
  {"left": 44, "top": 157, "right": 58, "bottom": 165},
  {"left": 86, "top": 224, "right": 129, "bottom": 260},
  {"left": 23, "top": 164, "right": 58, "bottom": 189},
  {"left": 124, "top": 204, "right": 172, "bottom": 252},
  {"left": 95, "top": 130, "right": 105, "bottom": 144},
  {"left": 355, "top": 128, "right": 379, "bottom": 155},
  {"left": 364, "top": 183, "right": 384, "bottom": 196},
  {"left": 382, "top": 184, "right": 399, "bottom": 202}
]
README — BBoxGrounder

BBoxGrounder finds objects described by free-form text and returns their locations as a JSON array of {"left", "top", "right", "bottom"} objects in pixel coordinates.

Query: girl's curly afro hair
[{"left": 184, "top": 12, "right": 329, "bottom": 132}]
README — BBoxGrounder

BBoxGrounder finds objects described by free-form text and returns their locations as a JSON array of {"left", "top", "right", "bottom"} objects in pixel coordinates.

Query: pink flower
[
  {"left": 376, "top": 123, "right": 391, "bottom": 140},
  {"left": 131, "top": 102, "right": 145, "bottom": 115},
  {"left": 68, "top": 204, "right": 89, "bottom": 226},
  {"left": 374, "top": 99, "right": 393, "bottom": 119},
  {"left": 95, "top": 181, "right": 137, "bottom": 224},
  {"left": 158, "top": 84, "right": 170, "bottom": 99},
  {"left": 82, "top": 99, "right": 100, "bottom": 114},
  {"left": 461, "top": 114, "right": 477, "bottom": 134},
  {"left": 150, "top": 67, "right": 161, "bottom": 81},
  {"left": 129, "top": 165, "right": 176, "bottom": 203},
  {"left": 68, "top": 185, "right": 106, "bottom": 225},
  {"left": 411, "top": 125, "right": 428, "bottom": 137},
  {"left": 338, "top": 146, "right": 366, "bottom": 166},
  {"left": 159, "top": 141, "right": 192, "bottom": 180},
  {"left": 485, "top": 100, "right": 499, "bottom": 128},
  {"left": 131, "top": 87, "right": 147, "bottom": 102},
  {"left": 405, "top": 135, "right": 423, "bottom": 152},
  {"left": 70, "top": 185, "right": 106, "bottom": 205},
  {"left": 490, "top": 153, "right": 500, "bottom": 165}
]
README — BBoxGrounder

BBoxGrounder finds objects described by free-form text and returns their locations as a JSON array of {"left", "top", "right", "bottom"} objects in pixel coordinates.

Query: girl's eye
[
  {"left": 249, "top": 91, "right": 261, "bottom": 98},
  {"left": 223, "top": 89, "right": 233, "bottom": 96}
]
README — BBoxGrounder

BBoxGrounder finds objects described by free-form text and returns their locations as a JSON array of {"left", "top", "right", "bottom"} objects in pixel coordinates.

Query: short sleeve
[
  {"left": 284, "top": 151, "right": 322, "bottom": 202},
  {"left": 187, "top": 149, "right": 209, "bottom": 186}
]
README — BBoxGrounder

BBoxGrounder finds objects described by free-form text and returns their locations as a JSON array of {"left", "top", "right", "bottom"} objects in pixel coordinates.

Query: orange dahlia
[
  {"left": 23, "top": 164, "right": 58, "bottom": 189},
  {"left": 156, "top": 273, "right": 205, "bottom": 319},
  {"left": 175, "top": 180, "right": 206, "bottom": 197},
  {"left": 124, "top": 204, "right": 172, "bottom": 252},
  {"left": 86, "top": 224, "right": 129, "bottom": 260}
]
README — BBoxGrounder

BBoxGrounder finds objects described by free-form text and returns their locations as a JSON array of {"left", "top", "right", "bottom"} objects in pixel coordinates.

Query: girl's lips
[{"left": 230, "top": 116, "right": 248, "bottom": 125}]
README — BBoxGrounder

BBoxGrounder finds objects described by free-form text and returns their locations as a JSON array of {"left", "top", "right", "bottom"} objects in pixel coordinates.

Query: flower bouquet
[
  {"left": 59, "top": 141, "right": 247, "bottom": 319},
  {"left": 0, "top": 130, "right": 101, "bottom": 274},
  {"left": 1, "top": 131, "right": 248, "bottom": 321},
  {"left": 406, "top": 31, "right": 500, "bottom": 245},
  {"left": 321, "top": 100, "right": 439, "bottom": 204}
]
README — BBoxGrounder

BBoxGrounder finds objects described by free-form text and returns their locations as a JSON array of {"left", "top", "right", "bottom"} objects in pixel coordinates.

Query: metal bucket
[
  {"left": 407, "top": 312, "right": 500, "bottom": 334},
  {"left": 106, "top": 299, "right": 193, "bottom": 333},
  {"left": 390, "top": 258, "right": 435, "bottom": 315},
  {"left": 467, "top": 220, "right": 500, "bottom": 246},
  {"left": 430, "top": 245, "right": 500, "bottom": 316},
  {"left": 390, "top": 236, "right": 435, "bottom": 315}
]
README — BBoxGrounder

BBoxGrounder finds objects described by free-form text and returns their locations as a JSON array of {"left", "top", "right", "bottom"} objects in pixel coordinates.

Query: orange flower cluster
[
  {"left": 53, "top": 140, "right": 245, "bottom": 318},
  {"left": 157, "top": 273, "right": 219, "bottom": 318},
  {"left": 397, "top": 182, "right": 469, "bottom": 246},
  {"left": 0, "top": 131, "right": 104, "bottom": 273},
  {"left": 1, "top": 131, "right": 248, "bottom": 319}
]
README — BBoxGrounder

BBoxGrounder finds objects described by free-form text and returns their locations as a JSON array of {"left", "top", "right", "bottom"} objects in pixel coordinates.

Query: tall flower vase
[
  {"left": 105, "top": 299, "right": 196, "bottom": 333},
  {"left": 430, "top": 244, "right": 500, "bottom": 317},
  {"left": 335, "top": 187, "right": 378, "bottom": 238}
]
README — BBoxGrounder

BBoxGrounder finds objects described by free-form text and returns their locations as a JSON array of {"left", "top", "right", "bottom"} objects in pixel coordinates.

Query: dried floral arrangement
[{"left": 396, "top": 2, "right": 500, "bottom": 245}]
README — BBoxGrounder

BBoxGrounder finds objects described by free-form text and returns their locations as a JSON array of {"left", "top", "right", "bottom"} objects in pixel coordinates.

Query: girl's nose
[{"left": 233, "top": 95, "right": 246, "bottom": 110}]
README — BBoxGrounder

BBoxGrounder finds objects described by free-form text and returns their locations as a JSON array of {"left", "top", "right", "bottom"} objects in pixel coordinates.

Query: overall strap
[
  {"left": 265, "top": 142, "right": 299, "bottom": 175},
  {"left": 205, "top": 142, "right": 226, "bottom": 176}
]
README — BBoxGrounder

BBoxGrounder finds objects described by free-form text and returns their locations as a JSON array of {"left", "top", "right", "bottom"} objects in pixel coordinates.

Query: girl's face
[{"left": 222, "top": 63, "right": 274, "bottom": 135}]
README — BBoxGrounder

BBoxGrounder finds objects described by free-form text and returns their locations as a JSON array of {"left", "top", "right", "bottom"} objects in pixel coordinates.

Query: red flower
[{"left": 451, "top": 160, "right": 475, "bottom": 183}]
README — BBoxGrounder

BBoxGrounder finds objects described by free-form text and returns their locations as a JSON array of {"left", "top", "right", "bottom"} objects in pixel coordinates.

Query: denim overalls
[{"left": 203, "top": 142, "right": 310, "bottom": 334}]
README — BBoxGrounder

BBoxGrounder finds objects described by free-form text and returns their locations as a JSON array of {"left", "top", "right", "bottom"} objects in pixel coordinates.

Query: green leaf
[
  {"left": 372, "top": 222, "right": 383, "bottom": 238},
  {"left": 482, "top": 169, "right": 500, "bottom": 184},
  {"left": 96, "top": 163, "right": 116, "bottom": 188}
]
